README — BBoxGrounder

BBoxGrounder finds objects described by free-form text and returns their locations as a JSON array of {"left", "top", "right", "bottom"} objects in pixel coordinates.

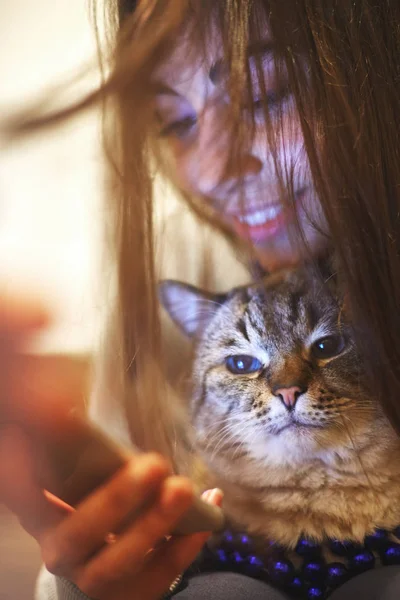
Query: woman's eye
[
  {"left": 225, "top": 355, "right": 262, "bottom": 375},
  {"left": 159, "top": 115, "right": 197, "bottom": 139},
  {"left": 311, "top": 335, "right": 345, "bottom": 360},
  {"left": 250, "top": 86, "right": 291, "bottom": 112}
]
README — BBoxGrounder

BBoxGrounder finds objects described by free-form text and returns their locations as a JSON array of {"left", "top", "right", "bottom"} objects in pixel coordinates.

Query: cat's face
[{"left": 160, "top": 268, "right": 380, "bottom": 480}]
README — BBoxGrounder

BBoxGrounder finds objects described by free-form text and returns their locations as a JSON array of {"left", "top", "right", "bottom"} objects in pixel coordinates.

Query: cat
[{"left": 160, "top": 264, "right": 400, "bottom": 549}]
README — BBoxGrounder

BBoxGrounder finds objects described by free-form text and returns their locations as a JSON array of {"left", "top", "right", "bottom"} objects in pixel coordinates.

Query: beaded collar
[{"left": 175, "top": 526, "right": 400, "bottom": 599}]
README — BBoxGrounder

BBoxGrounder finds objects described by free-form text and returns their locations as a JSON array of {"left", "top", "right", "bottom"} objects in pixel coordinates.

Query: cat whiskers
[
  {"left": 204, "top": 414, "right": 242, "bottom": 454},
  {"left": 206, "top": 425, "right": 237, "bottom": 458},
  {"left": 231, "top": 418, "right": 264, "bottom": 461},
  {"left": 206, "top": 413, "right": 253, "bottom": 462}
]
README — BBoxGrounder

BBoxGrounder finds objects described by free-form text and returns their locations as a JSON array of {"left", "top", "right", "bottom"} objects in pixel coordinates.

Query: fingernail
[
  {"left": 201, "top": 490, "right": 212, "bottom": 501},
  {"left": 203, "top": 488, "right": 223, "bottom": 505}
]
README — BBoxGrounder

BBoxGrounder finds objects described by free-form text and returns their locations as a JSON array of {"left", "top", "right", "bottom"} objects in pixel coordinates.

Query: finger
[
  {"left": 201, "top": 489, "right": 212, "bottom": 502},
  {"left": 137, "top": 529, "right": 211, "bottom": 600},
  {"left": 70, "top": 485, "right": 222, "bottom": 599},
  {"left": 201, "top": 488, "right": 224, "bottom": 507},
  {"left": 72, "top": 476, "right": 195, "bottom": 600},
  {"left": 40, "top": 453, "right": 171, "bottom": 575},
  {"left": 134, "top": 488, "right": 223, "bottom": 599},
  {"left": 0, "top": 424, "right": 70, "bottom": 536}
]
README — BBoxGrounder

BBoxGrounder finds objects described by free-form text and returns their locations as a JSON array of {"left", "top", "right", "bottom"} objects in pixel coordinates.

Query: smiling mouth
[
  {"left": 229, "top": 187, "right": 308, "bottom": 242},
  {"left": 237, "top": 204, "right": 282, "bottom": 226}
]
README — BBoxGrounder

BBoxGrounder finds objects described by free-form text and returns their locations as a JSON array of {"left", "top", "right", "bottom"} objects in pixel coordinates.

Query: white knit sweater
[{"left": 36, "top": 568, "right": 92, "bottom": 600}]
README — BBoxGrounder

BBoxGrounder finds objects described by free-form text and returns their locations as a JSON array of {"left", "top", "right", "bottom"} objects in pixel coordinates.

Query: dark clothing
[{"left": 174, "top": 568, "right": 400, "bottom": 599}]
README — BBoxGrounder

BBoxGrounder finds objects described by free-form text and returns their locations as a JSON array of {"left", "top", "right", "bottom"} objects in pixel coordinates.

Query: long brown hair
[{"left": 12, "top": 1, "right": 400, "bottom": 467}]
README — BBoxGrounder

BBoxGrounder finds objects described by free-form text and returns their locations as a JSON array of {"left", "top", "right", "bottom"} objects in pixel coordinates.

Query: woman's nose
[
  {"left": 223, "top": 154, "right": 263, "bottom": 182},
  {"left": 194, "top": 104, "right": 263, "bottom": 191}
]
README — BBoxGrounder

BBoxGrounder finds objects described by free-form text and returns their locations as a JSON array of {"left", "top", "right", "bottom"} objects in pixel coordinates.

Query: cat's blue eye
[
  {"left": 225, "top": 355, "right": 262, "bottom": 375},
  {"left": 311, "top": 335, "right": 345, "bottom": 360}
]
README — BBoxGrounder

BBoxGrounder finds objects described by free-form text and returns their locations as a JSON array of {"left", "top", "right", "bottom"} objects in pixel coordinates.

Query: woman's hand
[
  {"left": 39, "top": 454, "right": 221, "bottom": 600},
  {"left": 0, "top": 289, "right": 222, "bottom": 600},
  {"left": 2, "top": 428, "right": 221, "bottom": 600},
  {"left": 41, "top": 459, "right": 222, "bottom": 600}
]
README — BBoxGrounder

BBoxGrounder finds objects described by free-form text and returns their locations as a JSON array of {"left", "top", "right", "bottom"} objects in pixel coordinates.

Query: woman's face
[{"left": 153, "top": 35, "right": 327, "bottom": 272}]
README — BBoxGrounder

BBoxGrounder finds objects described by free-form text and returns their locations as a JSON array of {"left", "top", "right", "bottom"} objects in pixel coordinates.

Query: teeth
[{"left": 238, "top": 205, "right": 282, "bottom": 226}]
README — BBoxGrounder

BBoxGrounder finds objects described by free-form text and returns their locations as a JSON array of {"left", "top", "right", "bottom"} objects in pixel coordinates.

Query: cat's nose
[{"left": 273, "top": 386, "right": 305, "bottom": 410}]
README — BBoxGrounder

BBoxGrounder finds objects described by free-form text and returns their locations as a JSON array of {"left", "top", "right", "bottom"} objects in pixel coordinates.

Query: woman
[{"left": 2, "top": 0, "right": 400, "bottom": 598}]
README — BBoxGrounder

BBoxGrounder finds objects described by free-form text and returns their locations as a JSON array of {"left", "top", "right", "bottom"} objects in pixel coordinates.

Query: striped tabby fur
[{"left": 160, "top": 266, "right": 400, "bottom": 547}]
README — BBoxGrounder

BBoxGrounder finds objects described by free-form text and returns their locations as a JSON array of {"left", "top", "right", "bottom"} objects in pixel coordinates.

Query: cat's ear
[{"left": 159, "top": 280, "right": 226, "bottom": 338}]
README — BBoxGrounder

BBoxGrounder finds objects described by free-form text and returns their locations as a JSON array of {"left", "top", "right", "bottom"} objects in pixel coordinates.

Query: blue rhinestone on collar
[{"left": 182, "top": 527, "right": 400, "bottom": 599}]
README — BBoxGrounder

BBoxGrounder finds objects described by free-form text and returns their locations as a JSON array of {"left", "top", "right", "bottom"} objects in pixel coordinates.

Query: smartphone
[{"left": 35, "top": 413, "right": 226, "bottom": 536}]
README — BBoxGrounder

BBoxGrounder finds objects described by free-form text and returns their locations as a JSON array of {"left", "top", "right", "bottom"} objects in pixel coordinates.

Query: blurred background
[
  {"left": 0, "top": 2, "right": 102, "bottom": 598},
  {"left": 0, "top": 0, "right": 103, "bottom": 356}
]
